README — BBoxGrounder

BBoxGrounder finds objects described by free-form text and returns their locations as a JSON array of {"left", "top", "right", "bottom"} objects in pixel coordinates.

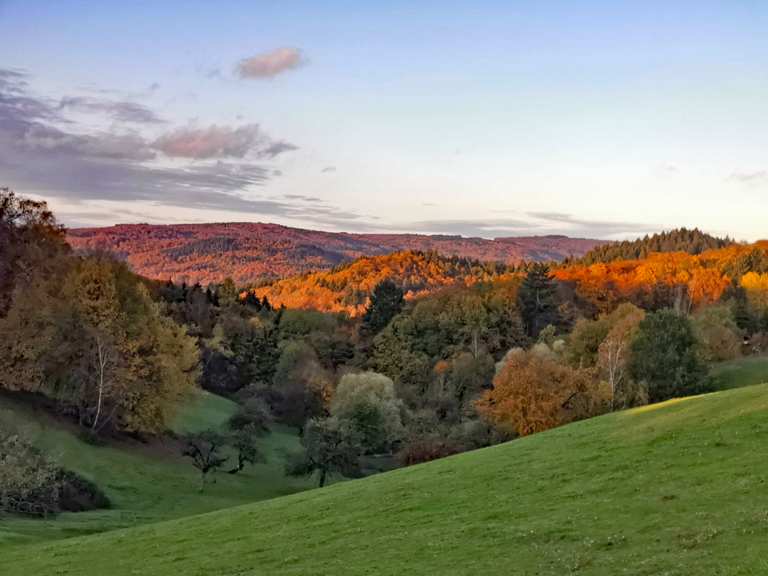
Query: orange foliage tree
[{"left": 475, "top": 350, "right": 604, "bottom": 437}]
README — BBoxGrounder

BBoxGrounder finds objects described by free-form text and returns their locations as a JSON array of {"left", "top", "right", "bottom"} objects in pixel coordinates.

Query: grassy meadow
[
  {"left": 0, "top": 390, "right": 311, "bottom": 549},
  {"left": 5, "top": 380, "right": 768, "bottom": 575}
]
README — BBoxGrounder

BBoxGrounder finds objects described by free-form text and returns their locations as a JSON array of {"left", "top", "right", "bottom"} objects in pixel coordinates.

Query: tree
[
  {"left": 361, "top": 280, "right": 404, "bottom": 336},
  {"left": 567, "top": 316, "right": 610, "bottom": 368},
  {"left": 629, "top": 309, "right": 709, "bottom": 403},
  {"left": 330, "top": 372, "right": 404, "bottom": 453},
  {"left": 0, "top": 428, "right": 60, "bottom": 516},
  {"left": 475, "top": 350, "right": 603, "bottom": 437},
  {"left": 271, "top": 341, "right": 330, "bottom": 429},
  {"left": 0, "top": 188, "right": 67, "bottom": 317},
  {"left": 596, "top": 304, "right": 645, "bottom": 409},
  {"left": 227, "top": 424, "right": 265, "bottom": 474},
  {"left": 445, "top": 352, "right": 495, "bottom": 414},
  {"left": 67, "top": 257, "right": 125, "bottom": 432},
  {"left": 518, "top": 263, "right": 560, "bottom": 339},
  {"left": 691, "top": 304, "right": 743, "bottom": 363},
  {"left": 181, "top": 431, "right": 229, "bottom": 491},
  {"left": 228, "top": 397, "right": 272, "bottom": 433},
  {"left": 287, "top": 417, "right": 362, "bottom": 487}
]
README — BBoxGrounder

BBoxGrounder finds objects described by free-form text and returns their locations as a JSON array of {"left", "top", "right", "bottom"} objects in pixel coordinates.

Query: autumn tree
[
  {"left": 0, "top": 256, "right": 200, "bottom": 435},
  {"left": 629, "top": 309, "right": 709, "bottom": 403},
  {"left": 596, "top": 303, "right": 645, "bottom": 409},
  {"left": 691, "top": 304, "right": 743, "bottom": 363},
  {"left": 0, "top": 188, "right": 68, "bottom": 317},
  {"left": 476, "top": 349, "right": 604, "bottom": 437}
]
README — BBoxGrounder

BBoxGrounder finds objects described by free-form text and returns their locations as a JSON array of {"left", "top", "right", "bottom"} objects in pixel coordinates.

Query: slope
[
  {"left": 250, "top": 249, "right": 514, "bottom": 315},
  {"left": 66, "top": 222, "right": 606, "bottom": 285},
  {"left": 7, "top": 383, "right": 768, "bottom": 575},
  {"left": 0, "top": 390, "right": 311, "bottom": 548}
]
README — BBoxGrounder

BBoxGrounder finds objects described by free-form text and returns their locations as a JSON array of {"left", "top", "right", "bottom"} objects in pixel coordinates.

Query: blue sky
[{"left": 1, "top": 1, "right": 767, "bottom": 239}]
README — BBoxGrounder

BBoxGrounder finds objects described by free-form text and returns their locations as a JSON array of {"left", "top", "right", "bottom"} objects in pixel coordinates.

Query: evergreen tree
[
  {"left": 361, "top": 280, "right": 405, "bottom": 336},
  {"left": 518, "top": 263, "right": 560, "bottom": 339}
]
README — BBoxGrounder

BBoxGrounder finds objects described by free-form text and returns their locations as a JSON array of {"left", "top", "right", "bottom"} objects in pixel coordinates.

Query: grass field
[
  {"left": 0, "top": 390, "right": 311, "bottom": 548},
  {"left": 710, "top": 355, "right": 768, "bottom": 391},
  {"left": 6, "top": 382, "right": 768, "bottom": 575}
]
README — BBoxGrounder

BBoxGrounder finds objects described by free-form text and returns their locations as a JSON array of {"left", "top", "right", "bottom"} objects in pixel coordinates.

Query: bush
[
  {"left": 0, "top": 428, "right": 109, "bottom": 517},
  {"left": 629, "top": 309, "right": 710, "bottom": 403}
]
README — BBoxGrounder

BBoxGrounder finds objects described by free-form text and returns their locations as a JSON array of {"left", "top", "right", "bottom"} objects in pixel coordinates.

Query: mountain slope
[
  {"left": 251, "top": 250, "right": 514, "bottom": 315},
  {"left": 66, "top": 223, "right": 606, "bottom": 285},
  {"left": 9, "top": 383, "right": 768, "bottom": 575},
  {"left": 580, "top": 228, "right": 734, "bottom": 265},
  {"left": 0, "top": 391, "right": 310, "bottom": 548}
]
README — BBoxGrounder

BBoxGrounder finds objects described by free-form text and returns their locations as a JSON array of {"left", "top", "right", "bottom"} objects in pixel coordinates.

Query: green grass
[
  {"left": 6, "top": 383, "right": 768, "bottom": 575},
  {"left": 710, "top": 355, "right": 768, "bottom": 390},
  {"left": 0, "top": 390, "right": 311, "bottom": 549},
  {"left": 169, "top": 389, "right": 239, "bottom": 434}
]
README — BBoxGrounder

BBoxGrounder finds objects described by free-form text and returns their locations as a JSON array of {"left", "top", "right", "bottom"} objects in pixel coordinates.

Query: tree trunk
[
  {"left": 91, "top": 337, "right": 107, "bottom": 432},
  {"left": 318, "top": 468, "right": 327, "bottom": 488}
]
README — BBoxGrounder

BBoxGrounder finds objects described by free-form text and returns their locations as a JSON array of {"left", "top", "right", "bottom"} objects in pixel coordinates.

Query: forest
[
  {"left": 3, "top": 187, "right": 768, "bottom": 514},
  {"left": 66, "top": 222, "right": 605, "bottom": 285}
]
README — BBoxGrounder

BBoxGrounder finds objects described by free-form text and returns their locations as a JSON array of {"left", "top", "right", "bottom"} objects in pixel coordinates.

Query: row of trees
[{"left": 0, "top": 189, "right": 200, "bottom": 435}]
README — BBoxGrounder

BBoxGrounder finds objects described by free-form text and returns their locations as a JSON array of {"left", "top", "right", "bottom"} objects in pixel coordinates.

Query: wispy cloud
[
  {"left": 727, "top": 170, "right": 768, "bottom": 185},
  {"left": 237, "top": 47, "right": 305, "bottom": 79},
  {"left": 373, "top": 212, "right": 659, "bottom": 239},
  {"left": 0, "top": 68, "right": 367, "bottom": 227},
  {"left": 153, "top": 124, "right": 296, "bottom": 160},
  {"left": 58, "top": 96, "right": 164, "bottom": 124}
]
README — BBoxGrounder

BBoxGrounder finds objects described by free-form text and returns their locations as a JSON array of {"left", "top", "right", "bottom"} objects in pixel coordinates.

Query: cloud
[
  {"left": 284, "top": 194, "right": 323, "bottom": 203},
  {"left": 153, "top": 124, "right": 296, "bottom": 160},
  {"left": 237, "top": 47, "right": 305, "bottom": 79},
  {"left": 58, "top": 96, "right": 164, "bottom": 124},
  {"left": 0, "top": 68, "right": 364, "bottom": 228},
  {"left": 372, "top": 212, "right": 658, "bottom": 240},
  {"left": 526, "top": 212, "right": 655, "bottom": 236},
  {"left": 728, "top": 170, "right": 768, "bottom": 185},
  {"left": 20, "top": 123, "right": 156, "bottom": 161}
]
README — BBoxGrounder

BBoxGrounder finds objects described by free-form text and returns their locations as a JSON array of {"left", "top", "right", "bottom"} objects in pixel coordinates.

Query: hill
[
  {"left": 0, "top": 390, "right": 310, "bottom": 548},
  {"left": 65, "top": 223, "right": 606, "bottom": 285},
  {"left": 580, "top": 228, "right": 734, "bottom": 265},
  {"left": 7, "top": 382, "right": 768, "bottom": 575},
  {"left": 250, "top": 250, "right": 514, "bottom": 315}
]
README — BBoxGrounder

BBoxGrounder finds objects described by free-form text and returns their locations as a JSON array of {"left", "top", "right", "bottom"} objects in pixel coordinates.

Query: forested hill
[
  {"left": 580, "top": 228, "right": 734, "bottom": 265},
  {"left": 66, "top": 223, "right": 606, "bottom": 285},
  {"left": 250, "top": 250, "right": 514, "bottom": 316}
]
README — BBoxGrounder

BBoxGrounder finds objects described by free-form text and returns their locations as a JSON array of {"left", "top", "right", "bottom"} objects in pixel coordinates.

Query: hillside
[
  {"left": 7, "top": 382, "right": 768, "bottom": 575},
  {"left": 580, "top": 228, "right": 735, "bottom": 265},
  {"left": 0, "top": 391, "right": 310, "bottom": 548},
  {"left": 250, "top": 250, "right": 514, "bottom": 315},
  {"left": 66, "top": 223, "right": 606, "bottom": 285}
]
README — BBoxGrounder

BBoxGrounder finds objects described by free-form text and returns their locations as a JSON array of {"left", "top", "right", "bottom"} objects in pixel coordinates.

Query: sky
[{"left": 1, "top": 0, "right": 767, "bottom": 240}]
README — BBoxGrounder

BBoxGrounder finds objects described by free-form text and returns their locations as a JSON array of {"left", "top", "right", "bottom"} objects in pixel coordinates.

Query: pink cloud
[{"left": 237, "top": 47, "right": 304, "bottom": 79}]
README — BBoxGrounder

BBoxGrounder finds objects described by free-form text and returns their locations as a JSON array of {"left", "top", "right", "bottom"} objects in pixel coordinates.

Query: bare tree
[{"left": 181, "top": 431, "right": 229, "bottom": 491}]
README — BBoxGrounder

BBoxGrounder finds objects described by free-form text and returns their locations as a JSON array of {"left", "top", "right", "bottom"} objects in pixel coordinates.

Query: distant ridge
[{"left": 66, "top": 222, "right": 607, "bottom": 285}]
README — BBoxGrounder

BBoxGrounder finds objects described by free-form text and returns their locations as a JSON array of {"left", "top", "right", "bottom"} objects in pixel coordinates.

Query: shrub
[{"left": 629, "top": 309, "right": 709, "bottom": 403}]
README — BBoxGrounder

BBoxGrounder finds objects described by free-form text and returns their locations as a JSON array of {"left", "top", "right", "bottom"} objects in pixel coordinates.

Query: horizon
[
  {"left": 66, "top": 219, "right": 755, "bottom": 245},
  {"left": 2, "top": 1, "right": 768, "bottom": 240}
]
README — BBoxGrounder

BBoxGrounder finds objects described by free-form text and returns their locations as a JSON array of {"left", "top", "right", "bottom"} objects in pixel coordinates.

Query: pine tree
[
  {"left": 518, "top": 263, "right": 560, "bottom": 339},
  {"left": 361, "top": 280, "right": 405, "bottom": 336}
]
